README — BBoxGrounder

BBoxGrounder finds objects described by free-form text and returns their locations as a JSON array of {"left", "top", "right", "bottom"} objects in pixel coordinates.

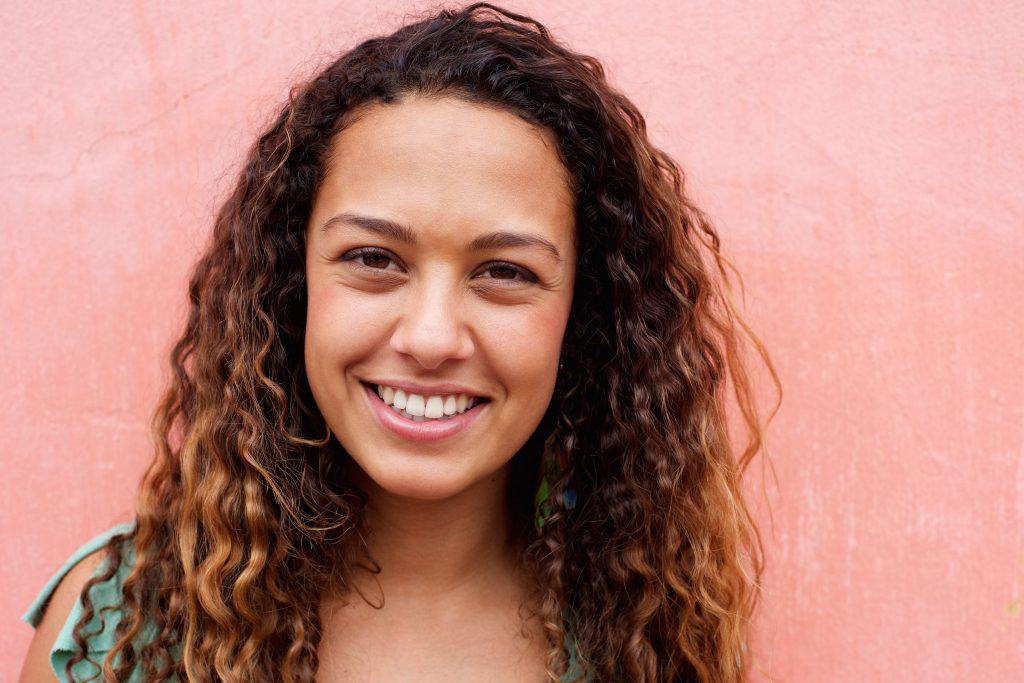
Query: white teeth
[
  {"left": 372, "top": 384, "right": 484, "bottom": 421},
  {"left": 393, "top": 389, "right": 407, "bottom": 410},
  {"left": 406, "top": 393, "right": 425, "bottom": 417},
  {"left": 424, "top": 396, "right": 444, "bottom": 419}
]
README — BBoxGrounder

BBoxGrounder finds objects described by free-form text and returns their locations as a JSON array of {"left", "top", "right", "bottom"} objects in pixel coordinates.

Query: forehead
[{"left": 313, "top": 94, "right": 576, "bottom": 247}]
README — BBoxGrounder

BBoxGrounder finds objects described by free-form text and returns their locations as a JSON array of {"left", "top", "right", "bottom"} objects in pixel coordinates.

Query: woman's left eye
[{"left": 478, "top": 262, "right": 538, "bottom": 284}]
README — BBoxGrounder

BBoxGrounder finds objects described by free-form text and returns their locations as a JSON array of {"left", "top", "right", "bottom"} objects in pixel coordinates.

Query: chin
[{"left": 350, "top": 453, "right": 482, "bottom": 502}]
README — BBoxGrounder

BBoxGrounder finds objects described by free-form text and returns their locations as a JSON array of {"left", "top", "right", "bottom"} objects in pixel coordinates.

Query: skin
[
  {"left": 304, "top": 94, "right": 577, "bottom": 680},
  {"left": 18, "top": 550, "right": 105, "bottom": 682}
]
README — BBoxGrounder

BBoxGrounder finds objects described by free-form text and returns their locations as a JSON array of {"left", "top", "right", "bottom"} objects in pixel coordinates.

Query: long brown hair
[{"left": 68, "top": 3, "right": 781, "bottom": 681}]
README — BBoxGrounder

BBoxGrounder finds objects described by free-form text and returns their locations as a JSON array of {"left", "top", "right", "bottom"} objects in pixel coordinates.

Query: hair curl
[{"left": 67, "top": 3, "right": 781, "bottom": 681}]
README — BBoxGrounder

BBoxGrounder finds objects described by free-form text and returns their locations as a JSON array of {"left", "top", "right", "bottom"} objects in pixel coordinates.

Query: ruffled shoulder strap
[
  {"left": 564, "top": 631, "right": 588, "bottom": 681},
  {"left": 562, "top": 608, "right": 592, "bottom": 682},
  {"left": 22, "top": 521, "right": 137, "bottom": 681}
]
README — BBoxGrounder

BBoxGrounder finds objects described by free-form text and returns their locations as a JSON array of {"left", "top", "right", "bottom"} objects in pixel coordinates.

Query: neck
[{"left": 342, "top": 461, "right": 524, "bottom": 604}]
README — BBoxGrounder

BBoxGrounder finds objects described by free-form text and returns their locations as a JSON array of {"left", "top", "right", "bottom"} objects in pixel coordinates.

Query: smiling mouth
[{"left": 358, "top": 378, "right": 489, "bottom": 421}]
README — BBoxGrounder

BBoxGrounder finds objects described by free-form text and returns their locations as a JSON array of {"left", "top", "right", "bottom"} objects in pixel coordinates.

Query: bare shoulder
[{"left": 18, "top": 548, "right": 106, "bottom": 683}]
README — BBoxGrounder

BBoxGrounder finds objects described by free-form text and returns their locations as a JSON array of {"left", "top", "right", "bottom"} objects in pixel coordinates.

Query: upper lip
[{"left": 362, "top": 379, "right": 491, "bottom": 400}]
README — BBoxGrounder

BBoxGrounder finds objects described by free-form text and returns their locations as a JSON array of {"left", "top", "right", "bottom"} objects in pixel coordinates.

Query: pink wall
[{"left": 2, "top": 2, "right": 1021, "bottom": 679}]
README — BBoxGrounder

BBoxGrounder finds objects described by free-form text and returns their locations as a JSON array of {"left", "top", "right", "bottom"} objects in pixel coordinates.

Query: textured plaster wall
[{"left": 2, "top": 1, "right": 1021, "bottom": 680}]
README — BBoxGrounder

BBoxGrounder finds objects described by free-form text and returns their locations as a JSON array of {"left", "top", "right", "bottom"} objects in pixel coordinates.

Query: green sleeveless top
[{"left": 23, "top": 523, "right": 587, "bottom": 682}]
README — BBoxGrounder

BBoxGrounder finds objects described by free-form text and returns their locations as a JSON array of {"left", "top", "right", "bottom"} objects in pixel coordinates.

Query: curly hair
[{"left": 66, "top": 3, "right": 781, "bottom": 681}]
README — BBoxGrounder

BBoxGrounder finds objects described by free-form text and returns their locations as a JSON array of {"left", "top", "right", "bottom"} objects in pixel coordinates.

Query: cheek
[
  {"left": 304, "top": 278, "right": 391, "bottom": 383},
  {"left": 481, "top": 299, "right": 571, "bottom": 400}
]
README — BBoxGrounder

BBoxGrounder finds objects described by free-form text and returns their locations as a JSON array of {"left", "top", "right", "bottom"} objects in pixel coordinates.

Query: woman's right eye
[{"left": 342, "top": 247, "right": 400, "bottom": 272}]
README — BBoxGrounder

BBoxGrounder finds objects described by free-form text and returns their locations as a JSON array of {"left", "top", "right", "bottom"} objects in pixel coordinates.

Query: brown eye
[
  {"left": 360, "top": 252, "right": 392, "bottom": 269},
  {"left": 479, "top": 261, "right": 538, "bottom": 284},
  {"left": 342, "top": 247, "right": 401, "bottom": 272},
  {"left": 488, "top": 264, "right": 519, "bottom": 279}
]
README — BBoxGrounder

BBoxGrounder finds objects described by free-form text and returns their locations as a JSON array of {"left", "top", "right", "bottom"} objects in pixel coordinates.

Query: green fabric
[
  {"left": 25, "top": 523, "right": 588, "bottom": 681},
  {"left": 22, "top": 521, "right": 141, "bottom": 681},
  {"left": 534, "top": 474, "right": 552, "bottom": 529}
]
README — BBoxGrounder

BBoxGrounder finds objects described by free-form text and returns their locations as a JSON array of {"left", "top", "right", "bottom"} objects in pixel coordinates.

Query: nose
[{"left": 388, "top": 276, "right": 474, "bottom": 370}]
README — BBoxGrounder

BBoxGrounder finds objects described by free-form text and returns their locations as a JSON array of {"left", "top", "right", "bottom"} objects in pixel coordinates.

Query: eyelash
[{"left": 340, "top": 247, "right": 539, "bottom": 285}]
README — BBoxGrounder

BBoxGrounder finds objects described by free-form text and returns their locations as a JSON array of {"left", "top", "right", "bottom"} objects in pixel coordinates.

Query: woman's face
[{"left": 304, "top": 94, "right": 576, "bottom": 501}]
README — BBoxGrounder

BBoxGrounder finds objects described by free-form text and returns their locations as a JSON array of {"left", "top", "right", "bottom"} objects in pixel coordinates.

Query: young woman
[{"left": 20, "top": 3, "right": 780, "bottom": 681}]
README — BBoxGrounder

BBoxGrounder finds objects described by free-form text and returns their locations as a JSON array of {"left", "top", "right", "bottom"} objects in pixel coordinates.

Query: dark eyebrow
[{"left": 320, "top": 211, "right": 562, "bottom": 263}]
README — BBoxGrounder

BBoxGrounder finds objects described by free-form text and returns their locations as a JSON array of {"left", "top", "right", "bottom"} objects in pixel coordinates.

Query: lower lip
[{"left": 361, "top": 383, "right": 488, "bottom": 443}]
